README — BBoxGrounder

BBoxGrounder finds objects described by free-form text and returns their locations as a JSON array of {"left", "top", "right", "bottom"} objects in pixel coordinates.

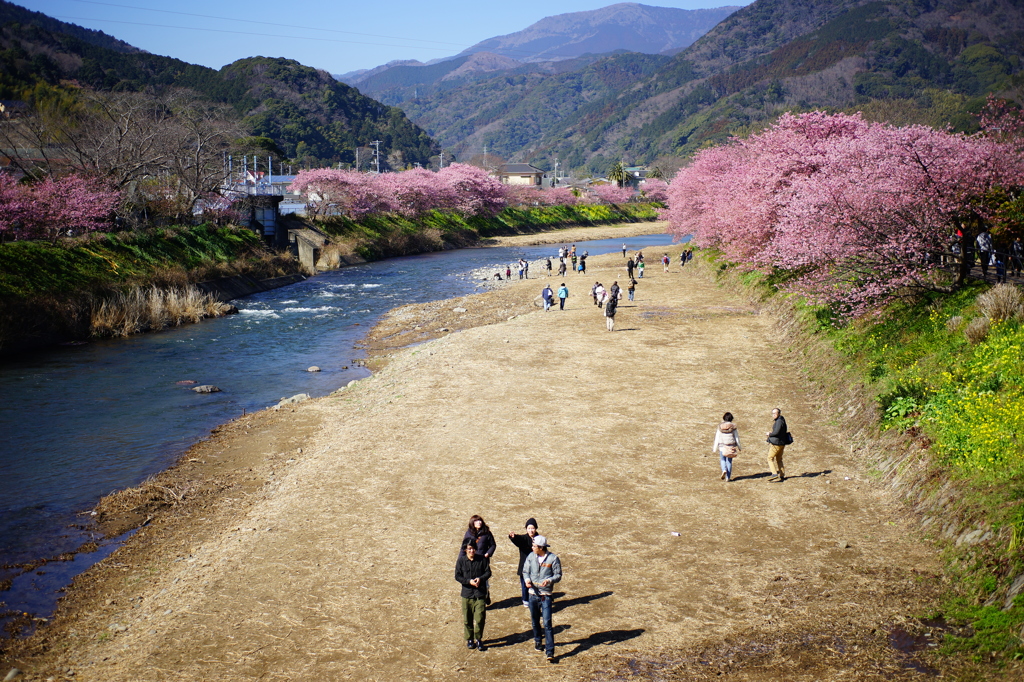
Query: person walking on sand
[
  {"left": 604, "top": 289, "right": 618, "bottom": 331},
  {"left": 506, "top": 265, "right": 512, "bottom": 281},
  {"left": 591, "top": 281, "right": 600, "bottom": 306},
  {"left": 545, "top": 258, "right": 552, "bottom": 277},
  {"left": 524, "top": 260, "right": 530, "bottom": 279},
  {"left": 679, "top": 251, "right": 687, "bottom": 268},
  {"left": 557, "top": 283, "right": 569, "bottom": 310},
  {"left": 508, "top": 518, "right": 540, "bottom": 607},
  {"left": 558, "top": 258, "right": 567, "bottom": 277},
  {"left": 579, "top": 254, "right": 587, "bottom": 274},
  {"left": 662, "top": 253, "right": 670, "bottom": 272},
  {"left": 765, "top": 408, "right": 790, "bottom": 482},
  {"left": 622, "top": 243, "right": 627, "bottom": 257},
  {"left": 594, "top": 282, "right": 607, "bottom": 308},
  {"left": 609, "top": 280, "right": 620, "bottom": 302},
  {"left": 571, "top": 254, "right": 578, "bottom": 272},
  {"left": 627, "top": 277, "right": 637, "bottom": 302},
  {"left": 524, "top": 535, "right": 561, "bottom": 662},
  {"left": 712, "top": 412, "right": 741, "bottom": 482},
  {"left": 455, "top": 541, "right": 491, "bottom": 651},
  {"left": 626, "top": 257, "right": 635, "bottom": 280},
  {"left": 637, "top": 260, "right": 645, "bottom": 278},
  {"left": 541, "top": 284, "right": 554, "bottom": 311},
  {"left": 462, "top": 515, "right": 496, "bottom": 602}
]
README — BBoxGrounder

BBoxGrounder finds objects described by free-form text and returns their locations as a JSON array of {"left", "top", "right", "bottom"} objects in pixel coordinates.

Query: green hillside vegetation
[
  {"left": 0, "top": 1, "right": 437, "bottom": 167},
  {"left": 705, "top": 250, "right": 1024, "bottom": 663},
  {"left": 379, "top": 0, "right": 1023, "bottom": 174}
]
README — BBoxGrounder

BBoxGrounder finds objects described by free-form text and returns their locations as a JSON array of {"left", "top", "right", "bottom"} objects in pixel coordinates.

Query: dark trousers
[
  {"left": 461, "top": 597, "right": 486, "bottom": 641},
  {"left": 559, "top": 298, "right": 566, "bottom": 310},
  {"left": 529, "top": 593, "right": 554, "bottom": 657},
  {"left": 519, "top": 574, "right": 529, "bottom": 603}
]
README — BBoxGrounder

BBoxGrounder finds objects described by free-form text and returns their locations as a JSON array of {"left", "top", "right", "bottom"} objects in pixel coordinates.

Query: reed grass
[{"left": 90, "top": 286, "right": 231, "bottom": 338}]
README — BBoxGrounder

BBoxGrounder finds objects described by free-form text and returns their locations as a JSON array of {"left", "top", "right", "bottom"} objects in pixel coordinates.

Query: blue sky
[{"left": 17, "top": 0, "right": 752, "bottom": 75}]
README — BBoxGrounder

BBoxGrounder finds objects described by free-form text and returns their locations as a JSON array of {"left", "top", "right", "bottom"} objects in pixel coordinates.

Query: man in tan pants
[{"left": 765, "top": 407, "right": 788, "bottom": 482}]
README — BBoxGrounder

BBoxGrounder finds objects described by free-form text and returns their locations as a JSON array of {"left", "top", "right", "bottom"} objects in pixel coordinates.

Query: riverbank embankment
[{"left": 2, "top": 244, "right": 969, "bottom": 680}]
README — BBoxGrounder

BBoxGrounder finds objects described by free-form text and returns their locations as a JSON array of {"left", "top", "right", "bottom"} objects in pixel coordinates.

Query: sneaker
[
  {"left": 547, "top": 655, "right": 556, "bottom": 663},
  {"left": 476, "top": 641, "right": 487, "bottom": 652},
  {"left": 522, "top": 600, "right": 529, "bottom": 608},
  {"left": 767, "top": 475, "right": 780, "bottom": 481},
  {"left": 720, "top": 471, "right": 727, "bottom": 480},
  {"left": 466, "top": 639, "right": 475, "bottom": 649},
  {"left": 534, "top": 641, "right": 544, "bottom": 652}
]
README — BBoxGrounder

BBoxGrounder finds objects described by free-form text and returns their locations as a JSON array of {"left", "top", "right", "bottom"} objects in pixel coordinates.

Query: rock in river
[
  {"left": 191, "top": 385, "right": 221, "bottom": 394},
  {"left": 307, "top": 366, "right": 321, "bottom": 372}
]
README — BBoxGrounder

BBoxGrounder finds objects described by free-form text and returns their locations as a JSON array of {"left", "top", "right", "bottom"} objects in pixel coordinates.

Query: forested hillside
[
  {"left": 381, "top": 0, "right": 1024, "bottom": 174},
  {"left": 0, "top": 1, "right": 437, "bottom": 167}
]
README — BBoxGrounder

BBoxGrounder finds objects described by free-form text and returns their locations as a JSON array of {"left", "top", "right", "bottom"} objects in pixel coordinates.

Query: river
[{"left": 0, "top": 232, "right": 678, "bottom": 627}]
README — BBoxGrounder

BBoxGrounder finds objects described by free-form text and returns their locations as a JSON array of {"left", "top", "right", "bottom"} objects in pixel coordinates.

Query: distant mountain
[
  {"left": 384, "top": 0, "right": 1024, "bottom": 174},
  {"left": 0, "top": 0, "right": 437, "bottom": 167},
  {"left": 459, "top": 3, "right": 741, "bottom": 62}
]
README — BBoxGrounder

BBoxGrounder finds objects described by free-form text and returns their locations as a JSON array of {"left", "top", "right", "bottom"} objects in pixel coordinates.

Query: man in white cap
[{"left": 523, "top": 534, "right": 562, "bottom": 662}]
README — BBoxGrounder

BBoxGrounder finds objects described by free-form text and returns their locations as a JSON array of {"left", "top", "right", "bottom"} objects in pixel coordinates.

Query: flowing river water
[{"left": 0, "top": 233, "right": 677, "bottom": 628}]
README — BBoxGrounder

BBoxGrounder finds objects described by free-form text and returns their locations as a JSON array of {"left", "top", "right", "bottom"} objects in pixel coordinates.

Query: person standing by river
[
  {"left": 508, "top": 518, "right": 540, "bottom": 607},
  {"left": 712, "top": 412, "right": 741, "bottom": 482},
  {"left": 455, "top": 542, "right": 491, "bottom": 651},
  {"left": 627, "top": 277, "right": 637, "bottom": 302},
  {"left": 545, "top": 258, "right": 552, "bottom": 277},
  {"left": 558, "top": 258, "right": 567, "bottom": 277},
  {"left": 604, "top": 289, "right": 618, "bottom": 331},
  {"left": 626, "top": 257, "right": 635, "bottom": 280},
  {"left": 765, "top": 408, "right": 790, "bottom": 483},
  {"left": 557, "top": 283, "right": 569, "bottom": 310},
  {"left": 637, "top": 260, "right": 645, "bottom": 278},
  {"left": 622, "top": 243, "right": 627, "bottom": 257}
]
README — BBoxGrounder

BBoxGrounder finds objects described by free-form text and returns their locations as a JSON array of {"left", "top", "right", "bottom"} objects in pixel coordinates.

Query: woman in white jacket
[{"left": 712, "top": 412, "right": 741, "bottom": 482}]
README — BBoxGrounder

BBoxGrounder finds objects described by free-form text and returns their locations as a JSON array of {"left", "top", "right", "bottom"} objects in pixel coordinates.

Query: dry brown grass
[
  {"left": 90, "top": 286, "right": 231, "bottom": 338},
  {"left": 964, "top": 316, "right": 991, "bottom": 344},
  {"left": 946, "top": 315, "right": 964, "bottom": 333},
  {"left": 976, "top": 283, "right": 1024, "bottom": 323}
]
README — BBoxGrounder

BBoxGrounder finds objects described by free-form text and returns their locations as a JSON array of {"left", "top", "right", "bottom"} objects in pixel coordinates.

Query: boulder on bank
[
  {"left": 307, "top": 366, "right": 321, "bottom": 372},
  {"left": 275, "top": 393, "right": 311, "bottom": 409},
  {"left": 192, "top": 385, "right": 221, "bottom": 394}
]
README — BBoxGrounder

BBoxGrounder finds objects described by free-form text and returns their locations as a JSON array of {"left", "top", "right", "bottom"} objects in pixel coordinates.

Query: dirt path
[{"left": 5, "top": 248, "right": 944, "bottom": 681}]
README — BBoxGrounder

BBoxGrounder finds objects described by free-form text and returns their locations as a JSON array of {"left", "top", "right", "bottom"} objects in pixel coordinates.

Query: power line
[
  {"left": 52, "top": 10, "right": 626, "bottom": 62},
  {"left": 64, "top": 0, "right": 471, "bottom": 48},
  {"left": 54, "top": 16, "right": 460, "bottom": 52}
]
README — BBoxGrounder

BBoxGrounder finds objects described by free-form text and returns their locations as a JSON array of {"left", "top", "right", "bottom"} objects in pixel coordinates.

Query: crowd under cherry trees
[
  {"left": 0, "top": 174, "right": 119, "bottom": 244},
  {"left": 666, "top": 111, "right": 1024, "bottom": 316}
]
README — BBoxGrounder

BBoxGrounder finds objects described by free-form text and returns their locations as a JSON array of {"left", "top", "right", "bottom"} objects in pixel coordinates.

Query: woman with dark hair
[
  {"left": 712, "top": 412, "right": 741, "bottom": 482},
  {"left": 463, "top": 515, "right": 497, "bottom": 558},
  {"left": 463, "top": 515, "right": 496, "bottom": 604}
]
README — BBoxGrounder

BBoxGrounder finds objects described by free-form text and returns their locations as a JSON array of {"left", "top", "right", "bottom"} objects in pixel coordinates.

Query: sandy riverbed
[{"left": 2, "top": 227, "right": 969, "bottom": 681}]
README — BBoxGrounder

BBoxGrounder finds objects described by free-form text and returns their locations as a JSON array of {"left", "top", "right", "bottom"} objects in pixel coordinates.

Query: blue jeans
[
  {"left": 628, "top": 290, "right": 634, "bottom": 301},
  {"left": 520, "top": 574, "right": 529, "bottom": 603},
  {"left": 719, "top": 450, "right": 733, "bottom": 479},
  {"left": 529, "top": 593, "right": 554, "bottom": 657}
]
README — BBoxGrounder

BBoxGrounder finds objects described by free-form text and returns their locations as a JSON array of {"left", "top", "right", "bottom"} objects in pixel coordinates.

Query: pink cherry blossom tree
[
  {"left": 666, "top": 111, "right": 1024, "bottom": 315},
  {"left": 0, "top": 174, "right": 118, "bottom": 244},
  {"left": 594, "top": 184, "right": 634, "bottom": 205},
  {"left": 0, "top": 174, "right": 26, "bottom": 243}
]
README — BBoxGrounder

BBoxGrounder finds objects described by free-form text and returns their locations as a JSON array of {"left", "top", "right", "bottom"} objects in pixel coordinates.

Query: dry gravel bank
[{"left": 2, "top": 241, "right": 959, "bottom": 681}]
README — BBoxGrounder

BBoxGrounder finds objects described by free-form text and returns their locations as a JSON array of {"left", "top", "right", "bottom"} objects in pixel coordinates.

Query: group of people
[
  {"left": 712, "top": 408, "right": 792, "bottom": 482},
  {"left": 456, "top": 516, "right": 562, "bottom": 661},
  {"left": 540, "top": 283, "right": 570, "bottom": 311}
]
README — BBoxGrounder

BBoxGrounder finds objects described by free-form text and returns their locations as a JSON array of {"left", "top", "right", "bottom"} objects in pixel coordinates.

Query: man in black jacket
[
  {"left": 508, "top": 518, "right": 540, "bottom": 607},
  {"left": 455, "top": 542, "right": 491, "bottom": 650},
  {"left": 765, "top": 407, "right": 788, "bottom": 482}
]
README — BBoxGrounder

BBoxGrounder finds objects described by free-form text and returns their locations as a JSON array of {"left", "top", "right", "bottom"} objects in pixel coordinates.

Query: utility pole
[
  {"left": 439, "top": 150, "right": 444, "bottom": 169},
  {"left": 372, "top": 140, "right": 382, "bottom": 174},
  {"left": 355, "top": 146, "right": 359, "bottom": 172}
]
